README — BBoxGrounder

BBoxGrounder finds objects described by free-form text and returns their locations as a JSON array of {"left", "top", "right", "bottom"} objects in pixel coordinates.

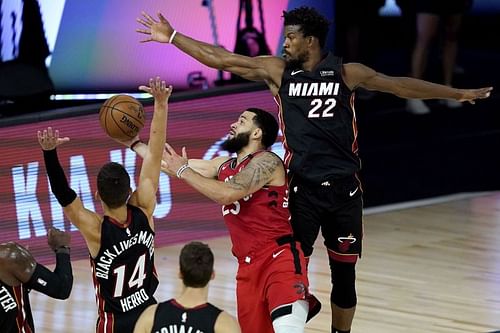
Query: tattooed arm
[{"left": 172, "top": 152, "right": 285, "bottom": 205}]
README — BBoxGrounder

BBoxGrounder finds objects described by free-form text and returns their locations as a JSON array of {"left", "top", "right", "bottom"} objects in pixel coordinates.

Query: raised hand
[
  {"left": 458, "top": 86, "right": 493, "bottom": 104},
  {"left": 136, "top": 11, "right": 174, "bottom": 43},
  {"left": 37, "top": 127, "right": 70, "bottom": 151},
  {"left": 139, "top": 76, "right": 173, "bottom": 105},
  {"left": 161, "top": 143, "right": 188, "bottom": 177},
  {"left": 47, "top": 227, "right": 71, "bottom": 252}
]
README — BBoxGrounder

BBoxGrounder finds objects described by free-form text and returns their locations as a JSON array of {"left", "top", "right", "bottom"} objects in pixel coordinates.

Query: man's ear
[
  {"left": 95, "top": 191, "right": 100, "bottom": 201},
  {"left": 252, "top": 127, "right": 263, "bottom": 140}
]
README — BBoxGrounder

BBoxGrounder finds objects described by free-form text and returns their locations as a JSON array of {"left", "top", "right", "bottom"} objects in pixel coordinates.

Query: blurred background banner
[{"left": 1, "top": 0, "right": 498, "bottom": 93}]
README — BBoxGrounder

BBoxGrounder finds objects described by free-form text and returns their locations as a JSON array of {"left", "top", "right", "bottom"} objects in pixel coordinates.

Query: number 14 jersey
[{"left": 90, "top": 204, "right": 158, "bottom": 317}]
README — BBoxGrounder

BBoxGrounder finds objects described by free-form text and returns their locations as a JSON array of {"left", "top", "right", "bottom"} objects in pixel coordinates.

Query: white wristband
[
  {"left": 169, "top": 30, "right": 177, "bottom": 44},
  {"left": 176, "top": 163, "right": 190, "bottom": 179}
]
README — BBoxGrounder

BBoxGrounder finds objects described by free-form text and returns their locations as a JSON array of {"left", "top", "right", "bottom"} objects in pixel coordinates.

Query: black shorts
[
  {"left": 289, "top": 175, "right": 363, "bottom": 264},
  {"left": 416, "top": 0, "right": 472, "bottom": 15}
]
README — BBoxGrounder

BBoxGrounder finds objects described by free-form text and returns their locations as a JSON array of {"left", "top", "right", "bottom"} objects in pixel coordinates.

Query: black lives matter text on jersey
[
  {"left": 0, "top": 286, "right": 17, "bottom": 312},
  {"left": 94, "top": 230, "right": 154, "bottom": 280}
]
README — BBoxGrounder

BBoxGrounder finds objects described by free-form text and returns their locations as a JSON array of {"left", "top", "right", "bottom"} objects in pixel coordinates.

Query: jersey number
[
  {"left": 113, "top": 253, "right": 147, "bottom": 297},
  {"left": 307, "top": 98, "right": 336, "bottom": 118}
]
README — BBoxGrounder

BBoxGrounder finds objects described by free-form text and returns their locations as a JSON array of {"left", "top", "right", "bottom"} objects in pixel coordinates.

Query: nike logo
[
  {"left": 291, "top": 70, "right": 304, "bottom": 76},
  {"left": 349, "top": 187, "right": 359, "bottom": 197},
  {"left": 272, "top": 249, "right": 285, "bottom": 259}
]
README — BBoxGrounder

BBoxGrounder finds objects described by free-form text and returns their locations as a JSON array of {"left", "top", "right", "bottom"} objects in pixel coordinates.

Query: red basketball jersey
[{"left": 217, "top": 151, "right": 293, "bottom": 259}]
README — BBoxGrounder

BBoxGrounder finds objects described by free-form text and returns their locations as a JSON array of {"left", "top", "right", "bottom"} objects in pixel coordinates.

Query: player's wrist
[
  {"left": 176, "top": 163, "right": 191, "bottom": 179},
  {"left": 168, "top": 30, "right": 177, "bottom": 44},
  {"left": 130, "top": 140, "right": 142, "bottom": 151},
  {"left": 54, "top": 245, "right": 71, "bottom": 254}
]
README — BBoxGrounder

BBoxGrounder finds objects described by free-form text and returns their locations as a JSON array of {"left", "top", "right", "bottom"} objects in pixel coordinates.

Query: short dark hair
[
  {"left": 247, "top": 108, "right": 279, "bottom": 149},
  {"left": 179, "top": 241, "right": 214, "bottom": 288},
  {"left": 283, "top": 6, "right": 330, "bottom": 48},
  {"left": 97, "top": 162, "right": 130, "bottom": 209}
]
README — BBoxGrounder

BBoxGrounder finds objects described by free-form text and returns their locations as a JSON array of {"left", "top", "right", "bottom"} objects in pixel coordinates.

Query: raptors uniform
[
  {"left": 0, "top": 282, "right": 34, "bottom": 333},
  {"left": 90, "top": 204, "right": 158, "bottom": 333},
  {"left": 276, "top": 52, "right": 363, "bottom": 264},
  {"left": 151, "top": 299, "right": 222, "bottom": 333},
  {"left": 218, "top": 151, "right": 309, "bottom": 333}
]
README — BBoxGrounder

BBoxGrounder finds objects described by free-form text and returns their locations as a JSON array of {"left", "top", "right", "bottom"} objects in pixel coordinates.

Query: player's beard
[
  {"left": 220, "top": 131, "right": 251, "bottom": 153},
  {"left": 285, "top": 50, "right": 309, "bottom": 70}
]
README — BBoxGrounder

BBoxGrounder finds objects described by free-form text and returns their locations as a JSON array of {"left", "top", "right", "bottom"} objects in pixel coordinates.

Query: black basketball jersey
[
  {"left": 90, "top": 204, "right": 158, "bottom": 319},
  {"left": 276, "top": 52, "right": 361, "bottom": 183},
  {"left": 152, "top": 299, "right": 222, "bottom": 333},
  {"left": 0, "top": 282, "right": 34, "bottom": 333}
]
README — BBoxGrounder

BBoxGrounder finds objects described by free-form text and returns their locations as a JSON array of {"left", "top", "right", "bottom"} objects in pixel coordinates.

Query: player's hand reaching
[
  {"left": 136, "top": 11, "right": 174, "bottom": 44},
  {"left": 458, "top": 86, "right": 493, "bottom": 104},
  {"left": 139, "top": 76, "right": 173, "bottom": 105},
  {"left": 37, "top": 127, "right": 70, "bottom": 151},
  {"left": 111, "top": 134, "right": 141, "bottom": 149},
  {"left": 161, "top": 142, "right": 188, "bottom": 177},
  {"left": 47, "top": 227, "right": 71, "bottom": 252}
]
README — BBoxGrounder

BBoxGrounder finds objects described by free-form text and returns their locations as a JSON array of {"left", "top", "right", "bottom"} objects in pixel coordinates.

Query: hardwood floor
[{"left": 30, "top": 192, "right": 500, "bottom": 332}]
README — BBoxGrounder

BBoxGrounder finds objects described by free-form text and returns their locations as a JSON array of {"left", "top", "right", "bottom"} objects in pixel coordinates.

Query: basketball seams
[
  {"left": 99, "top": 95, "right": 145, "bottom": 141},
  {"left": 109, "top": 109, "right": 138, "bottom": 139},
  {"left": 99, "top": 95, "right": 119, "bottom": 136},
  {"left": 108, "top": 101, "right": 145, "bottom": 125}
]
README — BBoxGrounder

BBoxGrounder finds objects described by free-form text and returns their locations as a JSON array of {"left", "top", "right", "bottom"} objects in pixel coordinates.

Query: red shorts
[{"left": 235, "top": 239, "right": 309, "bottom": 333}]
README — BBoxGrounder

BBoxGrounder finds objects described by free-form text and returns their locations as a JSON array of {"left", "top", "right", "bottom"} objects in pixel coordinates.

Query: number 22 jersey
[{"left": 276, "top": 52, "right": 361, "bottom": 183}]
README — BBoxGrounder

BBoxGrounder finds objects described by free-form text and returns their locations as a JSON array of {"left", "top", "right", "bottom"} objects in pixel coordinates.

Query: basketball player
[
  {"left": 136, "top": 7, "right": 493, "bottom": 333},
  {"left": 133, "top": 241, "right": 240, "bottom": 333},
  {"left": 127, "top": 108, "right": 311, "bottom": 333},
  {"left": 37, "top": 77, "right": 171, "bottom": 333},
  {"left": 0, "top": 227, "right": 73, "bottom": 332}
]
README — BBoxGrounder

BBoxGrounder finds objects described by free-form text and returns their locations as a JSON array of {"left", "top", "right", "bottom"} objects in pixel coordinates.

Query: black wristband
[
  {"left": 130, "top": 140, "right": 142, "bottom": 151},
  {"left": 54, "top": 246, "right": 70, "bottom": 254}
]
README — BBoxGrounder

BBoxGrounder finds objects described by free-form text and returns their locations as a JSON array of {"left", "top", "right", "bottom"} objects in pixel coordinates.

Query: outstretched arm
[
  {"left": 129, "top": 77, "right": 171, "bottom": 219},
  {"left": 343, "top": 62, "right": 493, "bottom": 103},
  {"left": 162, "top": 144, "right": 284, "bottom": 205},
  {"left": 136, "top": 11, "right": 285, "bottom": 94},
  {"left": 38, "top": 128, "right": 101, "bottom": 257},
  {"left": 0, "top": 228, "right": 73, "bottom": 299},
  {"left": 119, "top": 139, "right": 229, "bottom": 179}
]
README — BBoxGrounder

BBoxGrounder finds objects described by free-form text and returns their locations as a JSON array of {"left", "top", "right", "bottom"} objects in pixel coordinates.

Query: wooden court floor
[{"left": 30, "top": 192, "right": 500, "bottom": 333}]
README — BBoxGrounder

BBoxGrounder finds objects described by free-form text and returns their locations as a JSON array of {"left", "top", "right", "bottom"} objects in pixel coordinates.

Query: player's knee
[
  {"left": 271, "top": 300, "right": 308, "bottom": 333},
  {"left": 330, "top": 259, "right": 357, "bottom": 308}
]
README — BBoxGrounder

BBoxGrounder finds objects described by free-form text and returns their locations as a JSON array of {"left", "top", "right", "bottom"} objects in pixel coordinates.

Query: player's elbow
[
  {"left": 56, "top": 285, "right": 72, "bottom": 300},
  {"left": 54, "top": 276, "right": 73, "bottom": 300}
]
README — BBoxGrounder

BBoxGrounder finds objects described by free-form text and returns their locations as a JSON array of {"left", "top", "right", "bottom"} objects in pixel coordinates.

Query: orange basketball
[{"left": 99, "top": 95, "right": 145, "bottom": 141}]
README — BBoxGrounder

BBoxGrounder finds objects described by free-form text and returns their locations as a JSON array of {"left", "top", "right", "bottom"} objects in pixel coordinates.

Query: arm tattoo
[{"left": 227, "top": 153, "right": 281, "bottom": 191}]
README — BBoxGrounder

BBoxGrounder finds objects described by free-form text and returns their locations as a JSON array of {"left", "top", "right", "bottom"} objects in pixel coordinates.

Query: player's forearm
[
  {"left": 181, "top": 168, "right": 242, "bottom": 205},
  {"left": 392, "top": 77, "right": 462, "bottom": 100},
  {"left": 43, "top": 149, "right": 77, "bottom": 207},
  {"left": 26, "top": 251, "right": 73, "bottom": 299},
  {"left": 131, "top": 141, "right": 148, "bottom": 159},
  {"left": 172, "top": 33, "right": 230, "bottom": 70},
  {"left": 147, "top": 101, "right": 168, "bottom": 160}
]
